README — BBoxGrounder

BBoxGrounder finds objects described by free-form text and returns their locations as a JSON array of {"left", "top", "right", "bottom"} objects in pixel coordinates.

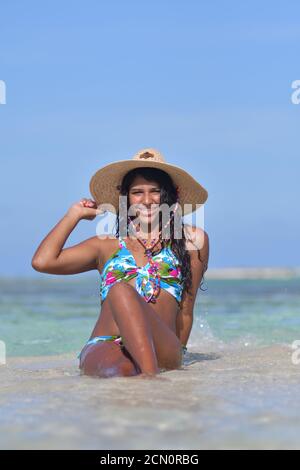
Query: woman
[{"left": 31, "top": 148, "right": 209, "bottom": 379}]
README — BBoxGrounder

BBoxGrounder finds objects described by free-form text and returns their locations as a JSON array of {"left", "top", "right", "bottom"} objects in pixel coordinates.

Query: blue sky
[{"left": 0, "top": 0, "right": 299, "bottom": 276}]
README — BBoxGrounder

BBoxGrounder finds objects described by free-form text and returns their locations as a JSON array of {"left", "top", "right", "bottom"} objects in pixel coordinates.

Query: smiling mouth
[
  {"left": 135, "top": 204, "right": 160, "bottom": 217},
  {"left": 140, "top": 212, "right": 153, "bottom": 218},
  {"left": 139, "top": 209, "right": 158, "bottom": 215}
]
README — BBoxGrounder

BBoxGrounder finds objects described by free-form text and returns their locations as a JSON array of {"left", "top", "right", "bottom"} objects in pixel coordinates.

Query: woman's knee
[
  {"left": 107, "top": 281, "right": 140, "bottom": 307},
  {"left": 108, "top": 281, "right": 133, "bottom": 298}
]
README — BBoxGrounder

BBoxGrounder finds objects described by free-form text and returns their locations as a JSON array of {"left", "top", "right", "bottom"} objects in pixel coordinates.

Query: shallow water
[
  {"left": 1, "top": 276, "right": 299, "bottom": 357},
  {"left": 0, "top": 344, "right": 299, "bottom": 449},
  {"left": 0, "top": 276, "right": 300, "bottom": 449}
]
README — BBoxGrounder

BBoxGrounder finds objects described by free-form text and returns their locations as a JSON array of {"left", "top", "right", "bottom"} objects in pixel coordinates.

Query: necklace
[
  {"left": 127, "top": 218, "right": 159, "bottom": 252},
  {"left": 127, "top": 211, "right": 174, "bottom": 256},
  {"left": 127, "top": 219, "right": 163, "bottom": 303},
  {"left": 137, "top": 233, "right": 161, "bottom": 256},
  {"left": 124, "top": 201, "right": 179, "bottom": 303}
]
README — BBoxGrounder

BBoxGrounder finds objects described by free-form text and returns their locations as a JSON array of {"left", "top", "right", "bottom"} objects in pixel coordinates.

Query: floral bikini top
[{"left": 100, "top": 236, "right": 184, "bottom": 305}]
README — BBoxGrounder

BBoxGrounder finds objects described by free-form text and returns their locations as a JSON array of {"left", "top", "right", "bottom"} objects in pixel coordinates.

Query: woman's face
[{"left": 128, "top": 176, "right": 161, "bottom": 224}]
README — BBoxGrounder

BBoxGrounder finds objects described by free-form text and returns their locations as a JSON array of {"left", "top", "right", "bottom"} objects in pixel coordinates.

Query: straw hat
[{"left": 89, "top": 148, "right": 208, "bottom": 216}]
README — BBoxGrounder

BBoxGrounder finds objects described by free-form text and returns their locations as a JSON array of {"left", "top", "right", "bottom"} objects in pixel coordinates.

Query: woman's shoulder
[
  {"left": 183, "top": 224, "right": 209, "bottom": 253},
  {"left": 94, "top": 235, "right": 121, "bottom": 270},
  {"left": 98, "top": 234, "right": 121, "bottom": 247}
]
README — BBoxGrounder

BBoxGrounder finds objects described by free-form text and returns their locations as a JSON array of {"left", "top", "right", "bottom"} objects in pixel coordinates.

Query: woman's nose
[{"left": 142, "top": 194, "right": 153, "bottom": 205}]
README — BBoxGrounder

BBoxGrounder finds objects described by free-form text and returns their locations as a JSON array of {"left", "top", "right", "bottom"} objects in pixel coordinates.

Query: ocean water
[
  {"left": 1, "top": 275, "right": 300, "bottom": 450},
  {"left": 0, "top": 276, "right": 299, "bottom": 357}
]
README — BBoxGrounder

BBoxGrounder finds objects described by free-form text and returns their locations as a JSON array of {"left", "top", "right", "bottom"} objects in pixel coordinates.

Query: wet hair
[{"left": 114, "top": 167, "right": 207, "bottom": 306}]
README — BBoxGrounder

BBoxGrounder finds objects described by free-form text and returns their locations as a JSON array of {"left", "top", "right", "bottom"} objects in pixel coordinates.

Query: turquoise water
[
  {"left": 0, "top": 276, "right": 299, "bottom": 357},
  {"left": 196, "top": 278, "right": 300, "bottom": 347}
]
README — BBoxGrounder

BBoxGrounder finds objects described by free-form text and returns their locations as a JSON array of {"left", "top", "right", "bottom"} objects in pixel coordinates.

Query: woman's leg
[
  {"left": 106, "top": 281, "right": 183, "bottom": 375},
  {"left": 79, "top": 340, "right": 140, "bottom": 378}
]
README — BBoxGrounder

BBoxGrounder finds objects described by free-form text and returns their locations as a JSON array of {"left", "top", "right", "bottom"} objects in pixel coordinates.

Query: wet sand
[{"left": 1, "top": 343, "right": 299, "bottom": 450}]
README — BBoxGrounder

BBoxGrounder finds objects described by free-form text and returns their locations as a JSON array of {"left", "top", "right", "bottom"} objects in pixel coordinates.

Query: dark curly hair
[{"left": 113, "top": 167, "right": 207, "bottom": 306}]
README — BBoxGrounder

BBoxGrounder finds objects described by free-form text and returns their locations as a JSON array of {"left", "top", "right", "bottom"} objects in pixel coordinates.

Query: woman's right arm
[
  {"left": 31, "top": 198, "right": 103, "bottom": 275},
  {"left": 176, "top": 227, "right": 209, "bottom": 346}
]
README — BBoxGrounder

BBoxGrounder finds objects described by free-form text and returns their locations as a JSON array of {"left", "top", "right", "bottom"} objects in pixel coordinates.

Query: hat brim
[{"left": 89, "top": 159, "right": 208, "bottom": 216}]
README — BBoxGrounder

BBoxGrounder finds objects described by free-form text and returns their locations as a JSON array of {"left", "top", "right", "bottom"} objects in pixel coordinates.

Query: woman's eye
[{"left": 132, "top": 190, "right": 160, "bottom": 194}]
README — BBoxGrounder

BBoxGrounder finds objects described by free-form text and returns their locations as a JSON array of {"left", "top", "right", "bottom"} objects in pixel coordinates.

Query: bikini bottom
[
  {"left": 77, "top": 335, "right": 187, "bottom": 363},
  {"left": 77, "top": 335, "right": 123, "bottom": 361}
]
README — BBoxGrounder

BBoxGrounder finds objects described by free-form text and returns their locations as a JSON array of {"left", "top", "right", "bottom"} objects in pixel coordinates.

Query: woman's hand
[{"left": 66, "top": 198, "right": 103, "bottom": 221}]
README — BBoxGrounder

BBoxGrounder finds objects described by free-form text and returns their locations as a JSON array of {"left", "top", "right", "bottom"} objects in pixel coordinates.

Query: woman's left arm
[{"left": 176, "top": 228, "right": 209, "bottom": 348}]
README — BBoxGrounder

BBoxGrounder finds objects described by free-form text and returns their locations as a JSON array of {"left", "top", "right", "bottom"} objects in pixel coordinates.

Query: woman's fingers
[{"left": 80, "top": 198, "right": 97, "bottom": 207}]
